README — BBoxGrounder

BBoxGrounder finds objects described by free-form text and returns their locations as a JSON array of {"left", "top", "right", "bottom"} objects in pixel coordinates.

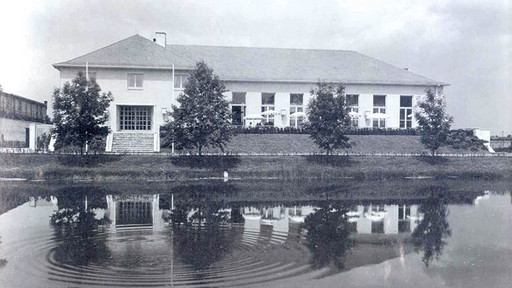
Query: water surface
[{"left": 0, "top": 181, "right": 511, "bottom": 287}]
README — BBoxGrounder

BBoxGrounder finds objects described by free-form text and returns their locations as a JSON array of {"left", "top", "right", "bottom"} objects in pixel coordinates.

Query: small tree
[
  {"left": 415, "top": 88, "right": 453, "bottom": 156},
  {"left": 307, "top": 82, "right": 351, "bottom": 155},
  {"left": 162, "top": 61, "right": 232, "bottom": 155},
  {"left": 52, "top": 72, "right": 113, "bottom": 154}
]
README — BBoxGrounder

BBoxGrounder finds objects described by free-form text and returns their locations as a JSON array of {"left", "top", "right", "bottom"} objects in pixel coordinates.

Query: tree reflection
[
  {"left": 49, "top": 191, "right": 111, "bottom": 266},
  {"left": 301, "top": 203, "right": 352, "bottom": 270},
  {"left": 412, "top": 192, "right": 451, "bottom": 267},
  {"left": 171, "top": 195, "right": 236, "bottom": 280}
]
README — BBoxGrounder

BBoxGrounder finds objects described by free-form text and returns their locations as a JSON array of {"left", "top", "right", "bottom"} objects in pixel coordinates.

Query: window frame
[
  {"left": 373, "top": 95, "right": 386, "bottom": 128},
  {"left": 127, "top": 73, "right": 144, "bottom": 89},
  {"left": 289, "top": 93, "right": 304, "bottom": 128},
  {"left": 261, "top": 93, "right": 276, "bottom": 125},
  {"left": 174, "top": 74, "right": 188, "bottom": 90},
  {"left": 346, "top": 94, "right": 359, "bottom": 127}
]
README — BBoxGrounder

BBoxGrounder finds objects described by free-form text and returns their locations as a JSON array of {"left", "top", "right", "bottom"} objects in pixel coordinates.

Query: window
[
  {"left": 346, "top": 94, "right": 359, "bottom": 127},
  {"left": 400, "top": 96, "right": 413, "bottom": 128},
  {"left": 231, "top": 92, "right": 246, "bottom": 126},
  {"left": 128, "top": 74, "right": 143, "bottom": 89},
  {"left": 119, "top": 106, "right": 152, "bottom": 131},
  {"left": 261, "top": 93, "right": 275, "bottom": 125},
  {"left": 290, "top": 93, "right": 304, "bottom": 128},
  {"left": 174, "top": 74, "right": 188, "bottom": 90},
  {"left": 373, "top": 95, "right": 386, "bottom": 128},
  {"left": 398, "top": 205, "right": 412, "bottom": 233}
]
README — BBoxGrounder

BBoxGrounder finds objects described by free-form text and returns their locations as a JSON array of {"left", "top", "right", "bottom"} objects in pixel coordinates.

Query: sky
[{"left": 0, "top": 0, "right": 510, "bottom": 135}]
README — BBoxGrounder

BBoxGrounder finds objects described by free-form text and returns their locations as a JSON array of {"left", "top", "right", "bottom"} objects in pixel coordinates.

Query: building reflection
[
  {"left": 241, "top": 203, "right": 422, "bottom": 238},
  {"left": 105, "top": 194, "right": 165, "bottom": 230}
]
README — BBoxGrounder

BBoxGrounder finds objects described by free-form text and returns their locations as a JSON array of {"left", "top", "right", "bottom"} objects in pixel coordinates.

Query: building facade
[
  {"left": 54, "top": 34, "right": 446, "bottom": 152},
  {"left": 0, "top": 91, "right": 48, "bottom": 145}
]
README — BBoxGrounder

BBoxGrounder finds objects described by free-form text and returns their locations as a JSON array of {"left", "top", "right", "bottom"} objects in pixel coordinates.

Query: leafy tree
[
  {"left": 52, "top": 72, "right": 113, "bottom": 154},
  {"left": 162, "top": 61, "right": 232, "bottom": 155},
  {"left": 415, "top": 88, "right": 453, "bottom": 156},
  {"left": 306, "top": 82, "right": 351, "bottom": 154}
]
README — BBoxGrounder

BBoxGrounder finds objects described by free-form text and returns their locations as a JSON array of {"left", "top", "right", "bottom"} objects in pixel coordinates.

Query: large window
[
  {"left": 261, "top": 93, "right": 275, "bottom": 125},
  {"left": 174, "top": 74, "right": 188, "bottom": 90},
  {"left": 346, "top": 94, "right": 359, "bottom": 127},
  {"left": 119, "top": 106, "right": 152, "bottom": 131},
  {"left": 128, "top": 74, "right": 143, "bottom": 89},
  {"left": 400, "top": 96, "right": 413, "bottom": 129},
  {"left": 373, "top": 95, "right": 386, "bottom": 128},
  {"left": 290, "top": 93, "right": 304, "bottom": 128}
]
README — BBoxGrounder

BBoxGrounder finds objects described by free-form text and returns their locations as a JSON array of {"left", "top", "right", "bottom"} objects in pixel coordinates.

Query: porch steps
[{"left": 111, "top": 132, "right": 155, "bottom": 153}]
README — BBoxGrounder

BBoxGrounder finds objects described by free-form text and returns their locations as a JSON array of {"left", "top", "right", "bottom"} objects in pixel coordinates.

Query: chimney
[{"left": 154, "top": 32, "right": 167, "bottom": 47}]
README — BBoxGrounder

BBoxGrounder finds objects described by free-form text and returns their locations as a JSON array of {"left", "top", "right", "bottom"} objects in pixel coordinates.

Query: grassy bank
[
  {"left": 168, "top": 134, "right": 490, "bottom": 155},
  {"left": 0, "top": 154, "right": 511, "bottom": 181}
]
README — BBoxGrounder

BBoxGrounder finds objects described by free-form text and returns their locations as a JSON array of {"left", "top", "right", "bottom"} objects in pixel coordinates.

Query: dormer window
[{"left": 128, "top": 74, "right": 143, "bottom": 89}]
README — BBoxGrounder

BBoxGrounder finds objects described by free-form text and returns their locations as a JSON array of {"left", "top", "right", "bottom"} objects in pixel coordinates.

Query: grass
[
  {"left": 0, "top": 154, "right": 511, "bottom": 181},
  {"left": 164, "top": 134, "right": 490, "bottom": 155}
]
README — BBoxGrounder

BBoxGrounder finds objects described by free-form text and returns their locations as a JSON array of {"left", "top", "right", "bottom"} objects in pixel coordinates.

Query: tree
[
  {"left": 162, "top": 61, "right": 232, "bottom": 155},
  {"left": 306, "top": 82, "right": 351, "bottom": 155},
  {"left": 0, "top": 84, "right": 3, "bottom": 92},
  {"left": 52, "top": 72, "right": 113, "bottom": 154},
  {"left": 415, "top": 88, "right": 453, "bottom": 156}
]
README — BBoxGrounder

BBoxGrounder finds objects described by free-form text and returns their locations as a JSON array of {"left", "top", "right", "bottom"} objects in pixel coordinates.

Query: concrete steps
[{"left": 111, "top": 132, "right": 155, "bottom": 153}]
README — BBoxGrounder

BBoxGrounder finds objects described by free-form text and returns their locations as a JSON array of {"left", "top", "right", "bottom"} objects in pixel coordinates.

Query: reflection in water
[
  {"left": 1, "top": 182, "right": 503, "bottom": 287},
  {"left": 49, "top": 192, "right": 111, "bottom": 266},
  {"left": 412, "top": 191, "right": 452, "bottom": 267},
  {"left": 301, "top": 204, "right": 352, "bottom": 270}
]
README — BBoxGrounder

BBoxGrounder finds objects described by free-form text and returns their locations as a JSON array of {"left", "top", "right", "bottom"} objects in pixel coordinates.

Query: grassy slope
[
  {"left": 0, "top": 154, "right": 510, "bottom": 181},
  {"left": 175, "top": 134, "right": 489, "bottom": 154}
]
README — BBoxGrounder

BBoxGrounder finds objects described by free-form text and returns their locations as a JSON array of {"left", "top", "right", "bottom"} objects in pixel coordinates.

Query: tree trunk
[{"left": 198, "top": 145, "right": 202, "bottom": 156}]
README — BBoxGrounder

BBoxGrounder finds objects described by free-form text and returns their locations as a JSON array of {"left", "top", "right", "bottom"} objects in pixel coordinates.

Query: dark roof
[{"left": 54, "top": 34, "right": 446, "bottom": 86}]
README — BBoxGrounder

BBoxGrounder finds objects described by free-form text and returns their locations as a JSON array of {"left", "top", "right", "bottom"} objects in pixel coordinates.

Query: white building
[{"left": 54, "top": 34, "right": 446, "bottom": 153}]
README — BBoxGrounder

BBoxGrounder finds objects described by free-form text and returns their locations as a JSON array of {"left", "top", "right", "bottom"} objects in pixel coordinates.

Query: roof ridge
[{"left": 166, "top": 43, "right": 356, "bottom": 53}]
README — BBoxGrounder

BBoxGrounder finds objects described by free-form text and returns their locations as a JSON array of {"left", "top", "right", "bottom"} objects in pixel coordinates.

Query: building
[
  {"left": 0, "top": 91, "right": 48, "bottom": 146},
  {"left": 53, "top": 34, "right": 446, "bottom": 152}
]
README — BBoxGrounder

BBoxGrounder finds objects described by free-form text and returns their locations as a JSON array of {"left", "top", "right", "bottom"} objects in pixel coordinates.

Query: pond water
[{"left": 0, "top": 181, "right": 511, "bottom": 287}]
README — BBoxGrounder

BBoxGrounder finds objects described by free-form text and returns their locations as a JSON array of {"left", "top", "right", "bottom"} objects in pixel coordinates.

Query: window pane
[
  {"left": 400, "top": 96, "right": 412, "bottom": 107},
  {"left": 373, "top": 95, "right": 386, "bottom": 106},
  {"left": 290, "top": 93, "right": 303, "bottom": 105},
  {"left": 262, "top": 93, "right": 275, "bottom": 105},
  {"left": 128, "top": 75, "right": 135, "bottom": 87},
  {"left": 135, "top": 75, "right": 143, "bottom": 87},
  {"left": 232, "top": 92, "right": 246, "bottom": 104},
  {"left": 346, "top": 94, "right": 359, "bottom": 106}
]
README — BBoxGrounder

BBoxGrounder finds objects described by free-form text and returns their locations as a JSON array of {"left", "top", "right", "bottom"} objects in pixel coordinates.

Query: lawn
[{"left": 169, "top": 134, "right": 489, "bottom": 155}]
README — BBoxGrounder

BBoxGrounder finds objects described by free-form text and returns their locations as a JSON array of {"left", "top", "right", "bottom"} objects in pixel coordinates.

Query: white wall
[
  {"left": 58, "top": 68, "right": 435, "bottom": 129},
  {"left": 0, "top": 118, "right": 31, "bottom": 142},
  {"left": 60, "top": 67, "right": 174, "bottom": 133}
]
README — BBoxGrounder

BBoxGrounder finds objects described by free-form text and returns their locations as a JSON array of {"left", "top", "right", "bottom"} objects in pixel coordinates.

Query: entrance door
[{"left": 231, "top": 105, "right": 245, "bottom": 126}]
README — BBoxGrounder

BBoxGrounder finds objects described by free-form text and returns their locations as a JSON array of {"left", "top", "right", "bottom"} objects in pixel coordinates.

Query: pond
[{"left": 0, "top": 181, "right": 511, "bottom": 287}]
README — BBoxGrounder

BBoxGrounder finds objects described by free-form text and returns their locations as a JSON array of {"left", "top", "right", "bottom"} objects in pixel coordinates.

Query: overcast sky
[{"left": 0, "top": 0, "right": 510, "bottom": 135}]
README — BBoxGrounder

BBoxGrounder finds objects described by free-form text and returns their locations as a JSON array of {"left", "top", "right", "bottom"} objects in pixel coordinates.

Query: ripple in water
[{"left": 6, "top": 224, "right": 312, "bottom": 287}]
